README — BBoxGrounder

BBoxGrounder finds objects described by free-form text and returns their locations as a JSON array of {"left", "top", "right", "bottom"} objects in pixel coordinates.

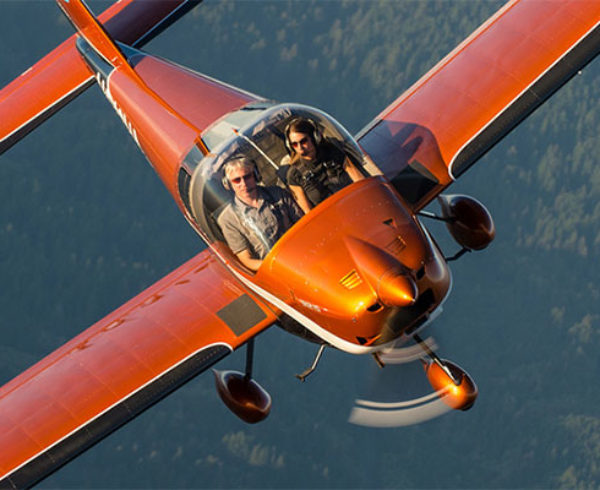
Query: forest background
[{"left": 1, "top": 0, "right": 599, "bottom": 488}]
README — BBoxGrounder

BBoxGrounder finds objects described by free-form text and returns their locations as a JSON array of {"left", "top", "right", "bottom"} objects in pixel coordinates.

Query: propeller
[{"left": 348, "top": 335, "right": 477, "bottom": 427}]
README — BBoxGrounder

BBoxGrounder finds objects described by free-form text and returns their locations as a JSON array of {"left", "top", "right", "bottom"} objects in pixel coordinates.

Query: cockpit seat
[{"left": 277, "top": 154, "right": 291, "bottom": 185}]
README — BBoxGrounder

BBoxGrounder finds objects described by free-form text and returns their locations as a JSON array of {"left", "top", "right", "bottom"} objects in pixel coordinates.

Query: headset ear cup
[
  {"left": 222, "top": 175, "right": 231, "bottom": 190},
  {"left": 284, "top": 122, "right": 295, "bottom": 155},
  {"left": 312, "top": 125, "right": 322, "bottom": 146}
]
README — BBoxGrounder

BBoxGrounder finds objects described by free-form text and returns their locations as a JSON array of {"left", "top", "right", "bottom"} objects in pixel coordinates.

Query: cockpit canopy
[{"left": 186, "top": 103, "right": 367, "bottom": 244}]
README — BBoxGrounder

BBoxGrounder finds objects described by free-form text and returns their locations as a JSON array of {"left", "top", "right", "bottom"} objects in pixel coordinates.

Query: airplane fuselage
[
  {"left": 78, "top": 38, "right": 451, "bottom": 355},
  {"left": 247, "top": 176, "right": 451, "bottom": 353}
]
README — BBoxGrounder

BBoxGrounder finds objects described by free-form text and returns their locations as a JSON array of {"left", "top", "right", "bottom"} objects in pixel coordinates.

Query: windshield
[{"left": 188, "top": 103, "right": 369, "bottom": 254}]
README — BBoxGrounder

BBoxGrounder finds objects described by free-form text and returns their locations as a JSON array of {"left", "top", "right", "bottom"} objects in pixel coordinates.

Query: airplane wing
[
  {"left": 0, "top": 0, "right": 202, "bottom": 156},
  {"left": 0, "top": 250, "right": 277, "bottom": 488},
  {"left": 357, "top": 0, "right": 600, "bottom": 211},
  {"left": 0, "top": 3, "right": 272, "bottom": 487}
]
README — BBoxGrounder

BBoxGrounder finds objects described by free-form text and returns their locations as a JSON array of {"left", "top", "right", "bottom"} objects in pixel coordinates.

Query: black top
[{"left": 286, "top": 143, "right": 352, "bottom": 207}]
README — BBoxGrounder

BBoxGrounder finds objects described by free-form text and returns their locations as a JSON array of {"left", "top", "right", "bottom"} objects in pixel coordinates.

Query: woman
[{"left": 284, "top": 118, "right": 364, "bottom": 214}]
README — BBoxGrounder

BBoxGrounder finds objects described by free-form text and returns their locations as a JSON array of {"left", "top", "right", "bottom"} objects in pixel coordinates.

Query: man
[
  {"left": 217, "top": 157, "right": 303, "bottom": 271},
  {"left": 284, "top": 118, "right": 364, "bottom": 214}
]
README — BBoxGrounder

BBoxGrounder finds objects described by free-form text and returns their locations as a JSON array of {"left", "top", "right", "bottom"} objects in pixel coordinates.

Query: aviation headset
[
  {"left": 221, "top": 157, "right": 261, "bottom": 190},
  {"left": 284, "top": 117, "right": 323, "bottom": 155}
]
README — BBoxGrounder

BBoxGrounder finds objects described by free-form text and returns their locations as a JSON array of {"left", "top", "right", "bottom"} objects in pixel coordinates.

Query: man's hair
[
  {"left": 224, "top": 156, "right": 256, "bottom": 178},
  {"left": 221, "top": 156, "right": 260, "bottom": 190}
]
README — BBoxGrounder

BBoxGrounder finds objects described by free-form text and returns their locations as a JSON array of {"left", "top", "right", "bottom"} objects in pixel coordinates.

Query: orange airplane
[{"left": 1, "top": 0, "right": 599, "bottom": 487}]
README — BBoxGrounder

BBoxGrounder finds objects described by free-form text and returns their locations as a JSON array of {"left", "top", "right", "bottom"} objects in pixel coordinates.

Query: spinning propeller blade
[{"left": 348, "top": 337, "right": 458, "bottom": 427}]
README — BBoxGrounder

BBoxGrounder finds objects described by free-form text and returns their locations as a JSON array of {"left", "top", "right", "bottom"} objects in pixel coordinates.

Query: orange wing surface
[
  {"left": 0, "top": 0, "right": 202, "bottom": 155},
  {"left": 0, "top": 251, "right": 277, "bottom": 488},
  {"left": 358, "top": 0, "right": 600, "bottom": 211}
]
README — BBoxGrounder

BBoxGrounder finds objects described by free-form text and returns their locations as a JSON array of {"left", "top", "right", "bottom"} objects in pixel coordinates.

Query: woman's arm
[
  {"left": 344, "top": 157, "right": 365, "bottom": 182},
  {"left": 289, "top": 184, "right": 312, "bottom": 214},
  {"left": 361, "top": 153, "right": 383, "bottom": 176}
]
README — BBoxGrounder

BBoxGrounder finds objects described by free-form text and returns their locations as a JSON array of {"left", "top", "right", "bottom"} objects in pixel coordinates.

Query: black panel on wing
[
  {"left": 217, "top": 294, "right": 268, "bottom": 336},
  {"left": 359, "top": 120, "right": 442, "bottom": 207}
]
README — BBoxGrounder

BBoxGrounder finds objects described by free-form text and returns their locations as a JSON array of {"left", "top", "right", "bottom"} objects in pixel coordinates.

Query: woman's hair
[
  {"left": 285, "top": 118, "right": 318, "bottom": 142},
  {"left": 285, "top": 118, "right": 322, "bottom": 164}
]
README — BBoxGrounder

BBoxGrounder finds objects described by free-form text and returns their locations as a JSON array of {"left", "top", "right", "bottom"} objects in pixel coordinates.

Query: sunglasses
[
  {"left": 230, "top": 172, "right": 255, "bottom": 184},
  {"left": 290, "top": 136, "right": 309, "bottom": 148}
]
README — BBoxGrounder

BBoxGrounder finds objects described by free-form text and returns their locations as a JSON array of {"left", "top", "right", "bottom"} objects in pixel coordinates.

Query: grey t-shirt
[{"left": 217, "top": 186, "right": 303, "bottom": 259}]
